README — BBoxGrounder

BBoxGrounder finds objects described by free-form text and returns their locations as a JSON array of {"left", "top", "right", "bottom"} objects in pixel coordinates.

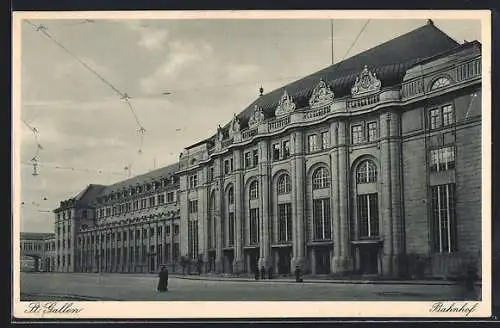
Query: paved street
[{"left": 19, "top": 272, "right": 478, "bottom": 301}]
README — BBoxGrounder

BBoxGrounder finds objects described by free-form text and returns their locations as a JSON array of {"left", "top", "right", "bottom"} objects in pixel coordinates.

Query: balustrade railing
[
  {"left": 456, "top": 58, "right": 481, "bottom": 82},
  {"left": 221, "top": 138, "right": 233, "bottom": 148},
  {"left": 347, "top": 94, "right": 380, "bottom": 109},
  {"left": 304, "top": 106, "right": 331, "bottom": 119},
  {"left": 401, "top": 79, "right": 424, "bottom": 99},
  {"left": 241, "top": 128, "right": 258, "bottom": 140},
  {"left": 268, "top": 115, "right": 290, "bottom": 131}
]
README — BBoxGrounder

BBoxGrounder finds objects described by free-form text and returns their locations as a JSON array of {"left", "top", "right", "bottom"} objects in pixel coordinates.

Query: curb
[
  {"left": 170, "top": 275, "right": 481, "bottom": 286},
  {"left": 20, "top": 292, "right": 117, "bottom": 301}
]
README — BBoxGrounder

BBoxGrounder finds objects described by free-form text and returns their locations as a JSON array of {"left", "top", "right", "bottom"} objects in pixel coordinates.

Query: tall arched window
[
  {"left": 249, "top": 180, "right": 259, "bottom": 199},
  {"left": 277, "top": 174, "right": 291, "bottom": 194},
  {"left": 312, "top": 167, "right": 330, "bottom": 190},
  {"left": 227, "top": 186, "right": 234, "bottom": 205},
  {"left": 355, "top": 159, "right": 379, "bottom": 239},
  {"left": 225, "top": 186, "right": 235, "bottom": 247},
  {"left": 356, "top": 160, "right": 377, "bottom": 184},
  {"left": 207, "top": 192, "right": 216, "bottom": 249}
]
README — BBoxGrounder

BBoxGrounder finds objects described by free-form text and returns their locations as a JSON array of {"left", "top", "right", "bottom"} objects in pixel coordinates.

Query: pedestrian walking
[
  {"left": 157, "top": 265, "right": 169, "bottom": 292},
  {"left": 294, "top": 265, "right": 302, "bottom": 283},
  {"left": 260, "top": 266, "right": 266, "bottom": 280}
]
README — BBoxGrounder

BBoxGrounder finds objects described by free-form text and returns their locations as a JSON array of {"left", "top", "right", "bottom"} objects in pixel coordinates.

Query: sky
[{"left": 17, "top": 17, "right": 482, "bottom": 233}]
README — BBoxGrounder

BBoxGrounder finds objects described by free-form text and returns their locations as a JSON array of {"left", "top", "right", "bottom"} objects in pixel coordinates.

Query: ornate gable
[
  {"left": 228, "top": 114, "right": 240, "bottom": 138},
  {"left": 309, "top": 79, "right": 335, "bottom": 109},
  {"left": 351, "top": 65, "right": 381, "bottom": 97},
  {"left": 275, "top": 90, "right": 296, "bottom": 116},
  {"left": 248, "top": 105, "right": 265, "bottom": 128}
]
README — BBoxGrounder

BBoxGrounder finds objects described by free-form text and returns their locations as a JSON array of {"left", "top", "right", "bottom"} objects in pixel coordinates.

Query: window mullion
[
  {"left": 446, "top": 185, "right": 451, "bottom": 253},
  {"left": 437, "top": 186, "right": 443, "bottom": 253}
]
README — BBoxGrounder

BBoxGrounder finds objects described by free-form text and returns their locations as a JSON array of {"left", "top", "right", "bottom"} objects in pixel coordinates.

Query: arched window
[
  {"left": 430, "top": 77, "right": 451, "bottom": 90},
  {"left": 227, "top": 187, "right": 234, "bottom": 205},
  {"left": 249, "top": 180, "right": 259, "bottom": 200},
  {"left": 312, "top": 167, "right": 330, "bottom": 190},
  {"left": 356, "top": 160, "right": 377, "bottom": 184},
  {"left": 277, "top": 174, "right": 291, "bottom": 194}
]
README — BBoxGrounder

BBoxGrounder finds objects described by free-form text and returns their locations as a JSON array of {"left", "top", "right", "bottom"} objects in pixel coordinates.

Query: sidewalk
[{"left": 169, "top": 273, "right": 480, "bottom": 286}]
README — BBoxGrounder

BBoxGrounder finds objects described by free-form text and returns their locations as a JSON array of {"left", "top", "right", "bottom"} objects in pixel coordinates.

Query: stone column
[
  {"left": 331, "top": 121, "right": 342, "bottom": 272},
  {"left": 291, "top": 131, "right": 305, "bottom": 270},
  {"left": 258, "top": 139, "right": 271, "bottom": 269},
  {"left": 337, "top": 120, "right": 352, "bottom": 272},
  {"left": 233, "top": 149, "right": 244, "bottom": 273},
  {"left": 388, "top": 111, "right": 403, "bottom": 276},
  {"left": 121, "top": 228, "right": 125, "bottom": 272},
  {"left": 198, "top": 182, "right": 208, "bottom": 273},
  {"left": 162, "top": 219, "right": 167, "bottom": 265},
  {"left": 80, "top": 235, "right": 84, "bottom": 272},
  {"left": 139, "top": 224, "right": 144, "bottom": 272},
  {"left": 215, "top": 157, "right": 224, "bottom": 273},
  {"left": 380, "top": 112, "right": 394, "bottom": 276}
]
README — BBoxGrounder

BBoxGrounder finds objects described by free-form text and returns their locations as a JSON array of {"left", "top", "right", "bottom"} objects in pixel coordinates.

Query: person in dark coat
[
  {"left": 260, "top": 266, "right": 266, "bottom": 280},
  {"left": 294, "top": 265, "right": 302, "bottom": 283},
  {"left": 254, "top": 266, "right": 259, "bottom": 280},
  {"left": 157, "top": 265, "right": 169, "bottom": 292}
]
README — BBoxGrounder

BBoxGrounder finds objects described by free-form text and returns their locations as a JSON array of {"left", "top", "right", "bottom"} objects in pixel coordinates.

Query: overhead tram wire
[
  {"left": 22, "top": 119, "right": 44, "bottom": 176},
  {"left": 20, "top": 161, "right": 129, "bottom": 177},
  {"left": 24, "top": 20, "right": 147, "bottom": 155},
  {"left": 340, "top": 19, "right": 371, "bottom": 62}
]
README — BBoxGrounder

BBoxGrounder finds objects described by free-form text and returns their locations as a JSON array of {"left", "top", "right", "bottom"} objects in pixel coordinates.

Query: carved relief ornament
[
  {"left": 351, "top": 65, "right": 381, "bottom": 97},
  {"left": 309, "top": 79, "right": 335, "bottom": 109},
  {"left": 248, "top": 105, "right": 265, "bottom": 128},
  {"left": 228, "top": 114, "right": 240, "bottom": 138},
  {"left": 275, "top": 90, "right": 296, "bottom": 116}
]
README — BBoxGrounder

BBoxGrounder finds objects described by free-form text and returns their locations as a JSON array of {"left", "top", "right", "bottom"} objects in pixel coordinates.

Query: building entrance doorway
[
  {"left": 315, "top": 246, "right": 331, "bottom": 274},
  {"left": 357, "top": 244, "right": 379, "bottom": 275},
  {"left": 207, "top": 250, "right": 216, "bottom": 273},
  {"left": 244, "top": 248, "right": 259, "bottom": 273},
  {"left": 275, "top": 247, "right": 292, "bottom": 275},
  {"left": 223, "top": 249, "right": 234, "bottom": 273}
]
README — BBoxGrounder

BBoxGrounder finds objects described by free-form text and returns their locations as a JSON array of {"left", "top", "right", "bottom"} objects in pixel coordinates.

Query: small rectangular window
[
  {"left": 321, "top": 131, "right": 329, "bottom": 149},
  {"left": 252, "top": 149, "right": 259, "bottom": 167},
  {"left": 282, "top": 140, "right": 290, "bottom": 159},
  {"left": 367, "top": 122, "right": 377, "bottom": 142},
  {"left": 272, "top": 143, "right": 281, "bottom": 161},
  {"left": 351, "top": 125, "right": 363, "bottom": 144},
  {"left": 244, "top": 152, "right": 251, "bottom": 168},
  {"left": 430, "top": 108, "right": 441, "bottom": 129},
  {"left": 308, "top": 134, "right": 319, "bottom": 152}
]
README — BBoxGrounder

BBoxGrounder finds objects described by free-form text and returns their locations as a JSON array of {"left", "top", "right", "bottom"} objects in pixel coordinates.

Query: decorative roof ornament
[
  {"left": 216, "top": 124, "right": 224, "bottom": 142},
  {"left": 275, "top": 90, "right": 296, "bottom": 116},
  {"left": 309, "top": 79, "right": 335, "bottom": 109},
  {"left": 351, "top": 65, "right": 381, "bottom": 97},
  {"left": 248, "top": 104, "right": 265, "bottom": 128},
  {"left": 228, "top": 114, "right": 240, "bottom": 138}
]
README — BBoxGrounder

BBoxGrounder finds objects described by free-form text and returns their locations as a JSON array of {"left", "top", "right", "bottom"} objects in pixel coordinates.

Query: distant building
[
  {"left": 20, "top": 232, "right": 56, "bottom": 272},
  {"left": 53, "top": 21, "right": 482, "bottom": 278}
]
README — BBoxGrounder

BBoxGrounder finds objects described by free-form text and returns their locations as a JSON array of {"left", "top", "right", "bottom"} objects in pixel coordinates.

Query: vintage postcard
[{"left": 12, "top": 10, "right": 491, "bottom": 319}]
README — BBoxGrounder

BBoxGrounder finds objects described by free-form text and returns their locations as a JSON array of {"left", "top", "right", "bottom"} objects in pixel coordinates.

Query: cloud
[
  {"left": 139, "top": 39, "right": 214, "bottom": 94},
  {"left": 224, "top": 63, "right": 261, "bottom": 83},
  {"left": 138, "top": 29, "right": 169, "bottom": 50},
  {"left": 121, "top": 21, "right": 169, "bottom": 51}
]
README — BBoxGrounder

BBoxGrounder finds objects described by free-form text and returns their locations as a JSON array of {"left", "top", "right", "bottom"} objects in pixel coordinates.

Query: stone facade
[
  {"left": 52, "top": 24, "right": 483, "bottom": 279},
  {"left": 20, "top": 232, "right": 56, "bottom": 272}
]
